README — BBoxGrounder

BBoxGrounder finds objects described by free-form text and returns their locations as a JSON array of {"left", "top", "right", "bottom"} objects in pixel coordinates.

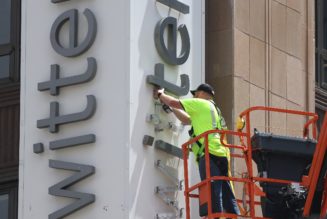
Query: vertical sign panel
[{"left": 20, "top": 0, "right": 204, "bottom": 218}]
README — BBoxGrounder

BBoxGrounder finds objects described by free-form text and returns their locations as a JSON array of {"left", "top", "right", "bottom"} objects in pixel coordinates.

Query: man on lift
[{"left": 153, "top": 83, "right": 240, "bottom": 218}]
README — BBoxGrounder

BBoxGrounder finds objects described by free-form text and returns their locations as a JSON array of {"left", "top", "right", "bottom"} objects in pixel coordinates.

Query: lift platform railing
[
  {"left": 238, "top": 106, "right": 319, "bottom": 218},
  {"left": 182, "top": 129, "right": 249, "bottom": 219},
  {"left": 182, "top": 106, "right": 325, "bottom": 219},
  {"left": 301, "top": 108, "right": 327, "bottom": 217}
]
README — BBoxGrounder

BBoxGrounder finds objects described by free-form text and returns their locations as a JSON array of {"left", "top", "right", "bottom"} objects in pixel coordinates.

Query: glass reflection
[
  {"left": 0, "top": 55, "right": 10, "bottom": 80},
  {"left": 0, "top": 194, "right": 9, "bottom": 219},
  {"left": 0, "top": 0, "right": 11, "bottom": 44}
]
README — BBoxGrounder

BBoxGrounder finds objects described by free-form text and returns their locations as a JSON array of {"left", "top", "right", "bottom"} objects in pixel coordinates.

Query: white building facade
[{"left": 19, "top": 0, "right": 204, "bottom": 218}]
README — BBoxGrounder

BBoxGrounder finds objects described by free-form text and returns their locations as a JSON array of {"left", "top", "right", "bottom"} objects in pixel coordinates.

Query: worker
[{"left": 153, "top": 83, "right": 240, "bottom": 218}]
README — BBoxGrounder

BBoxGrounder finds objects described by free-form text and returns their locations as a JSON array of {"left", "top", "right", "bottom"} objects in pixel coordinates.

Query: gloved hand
[
  {"left": 236, "top": 116, "right": 245, "bottom": 131},
  {"left": 153, "top": 86, "right": 164, "bottom": 100},
  {"left": 162, "top": 104, "right": 173, "bottom": 113}
]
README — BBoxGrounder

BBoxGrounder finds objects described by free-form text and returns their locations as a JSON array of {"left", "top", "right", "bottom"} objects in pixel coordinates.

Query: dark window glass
[
  {"left": 321, "top": 56, "right": 327, "bottom": 89},
  {"left": 324, "top": 1, "right": 327, "bottom": 49},
  {"left": 316, "top": 107, "right": 326, "bottom": 134},
  {"left": 0, "top": 0, "right": 11, "bottom": 44},
  {"left": 0, "top": 194, "right": 9, "bottom": 219},
  {"left": 0, "top": 0, "right": 20, "bottom": 83},
  {"left": 316, "top": 53, "right": 319, "bottom": 84},
  {"left": 316, "top": 1, "right": 318, "bottom": 47},
  {"left": 316, "top": 0, "right": 327, "bottom": 92},
  {"left": 0, "top": 182, "right": 18, "bottom": 219},
  {"left": 0, "top": 55, "right": 10, "bottom": 80}
]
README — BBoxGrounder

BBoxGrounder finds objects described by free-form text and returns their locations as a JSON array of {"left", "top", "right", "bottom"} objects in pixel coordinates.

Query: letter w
[{"left": 48, "top": 160, "right": 95, "bottom": 219}]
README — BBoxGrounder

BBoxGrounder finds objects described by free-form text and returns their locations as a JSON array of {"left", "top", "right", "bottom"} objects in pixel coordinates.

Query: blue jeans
[{"left": 198, "top": 154, "right": 240, "bottom": 217}]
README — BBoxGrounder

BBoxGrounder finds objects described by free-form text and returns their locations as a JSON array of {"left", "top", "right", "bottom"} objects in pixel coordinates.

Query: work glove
[
  {"left": 162, "top": 104, "right": 173, "bottom": 113},
  {"left": 153, "top": 86, "right": 164, "bottom": 100}
]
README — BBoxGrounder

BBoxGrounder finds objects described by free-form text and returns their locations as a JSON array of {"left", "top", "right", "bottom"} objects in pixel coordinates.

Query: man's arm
[
  {"left": 158, "top": 91, "right": 183, "bottom": 109},
  {"left": 172, "top": 108, "right": 191, "bottom": 125},
  {"left": 154, "top": 88, "right": 182, "bottom": 109},
  {"left": 154, "top": 88, "right": 191, "bottom": 124}
]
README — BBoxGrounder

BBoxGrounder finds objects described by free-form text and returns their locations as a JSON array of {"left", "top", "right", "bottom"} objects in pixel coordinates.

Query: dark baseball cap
[{"left": 190, "top": 83, "right": 215, "bottom": 96}]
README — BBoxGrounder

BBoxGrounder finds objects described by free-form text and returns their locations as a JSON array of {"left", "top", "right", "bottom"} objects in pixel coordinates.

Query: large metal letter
[
  {"left": 154, "top": 17, "right": 190, "bottom": 65},
  {"left": 154, "top": 140, "right": 183, "bottom": 159},
  {"left": 50, "top": 9, "right": 97, "bottom": 57},
  {"left": 48, "top": 160, "right": 95, "bottom": 219},
  {"left": 147, "top": 63, "right": 189, "bottom": 96},
  {"left": 51, "top": 0, "right": 70, "bottom": 3},
  {"left": 157, "top": 0, "right": 189, "bottom": 14},
  {"left": 37, "top": 95, "right": 96, "bottom": 133},
  {"left": 50, "top": 134, "right": 96, "bottom": 150},
  {"left": 38, "top": 57, "right": 97, "bottom": 96}
]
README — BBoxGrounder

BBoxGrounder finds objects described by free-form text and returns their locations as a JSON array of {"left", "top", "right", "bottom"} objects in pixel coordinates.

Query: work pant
[{"left": 198, "top": 154, "right": 240, "bottom": 218}]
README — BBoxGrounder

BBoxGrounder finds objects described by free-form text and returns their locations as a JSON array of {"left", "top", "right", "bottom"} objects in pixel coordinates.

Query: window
[
  {"left": 0, "top": 1, "right": 20, "bottom": 218},
  {"left": 0, "top": 55, "right": 10, "bottom": 79},
  {"left": 0, "top": 0, "right": 20, "bottom": 83},
  {"left": 0, "top": 182, "right": 18, "bottom": 219},
  {"left": 0, "top": 194, "right": 9, "bottom": 219},
  {"left": 316, "top": 0, "right": 327, "bottom": 131},
  {"left": 0, "top": 0, "right": 11, "bottom": 45},
  {"left": 316, "top": 0, "right": 327, "bottom": 89},
  {"left": 316, "top": 107, "right": 326, "bottom": 134}
]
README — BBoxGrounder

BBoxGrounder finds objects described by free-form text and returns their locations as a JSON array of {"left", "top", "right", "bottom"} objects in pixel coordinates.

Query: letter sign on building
[
  {"left": 147, "top": 0, "right": 191, "bottom": 97},
  {"left": 154, "top": 16, "right": 190, "bottom": 65},
  {"left": 33, "top": 2, "right": 98, "bottom": 218},
  {"left": 50, "top": 9, "right": 97, "bottom": 57}
]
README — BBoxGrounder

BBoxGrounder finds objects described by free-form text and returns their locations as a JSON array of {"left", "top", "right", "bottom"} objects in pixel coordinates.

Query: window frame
[
  {"left": 316, "top": 0, "right": 327, "bottom": 132},
  {"left": 319, "top": 54, "right": 327, "bottom": 90},
  {"left": 316, "top": 106, "right": 326, "bottom": 134},
  {"left": 0, "top": 1, "right": 20, "bottom": 218},
  {"left": 0, "top": 0, "right": 20, "bottom": 84},
  {"left": 0, "top": 181, "right": 18, "bottom": 219}
]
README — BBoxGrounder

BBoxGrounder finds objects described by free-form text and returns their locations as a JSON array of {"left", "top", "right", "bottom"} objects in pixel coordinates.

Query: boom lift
[{"left": 182, "top": 106, "right": 327, "bottom": 219}]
